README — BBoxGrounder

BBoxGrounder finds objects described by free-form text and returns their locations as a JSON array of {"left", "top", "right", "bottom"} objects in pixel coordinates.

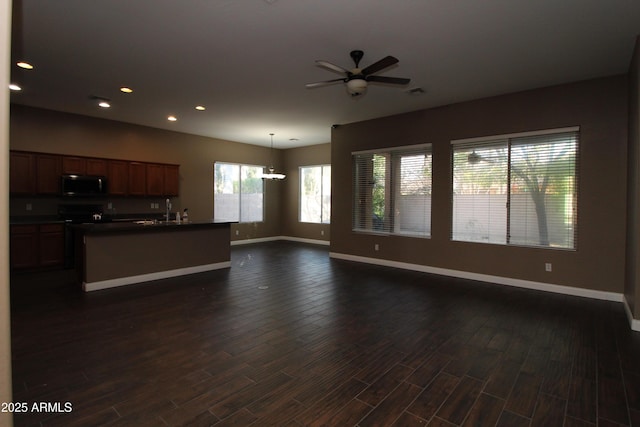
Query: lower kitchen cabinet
[{"left": 10, "top": 223, "right": 65, "bottom": 270}]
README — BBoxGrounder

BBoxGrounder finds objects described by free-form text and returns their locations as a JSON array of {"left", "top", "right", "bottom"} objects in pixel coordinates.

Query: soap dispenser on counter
[{"left": 183, "top": 208, "right": 188, "bottom": 223}]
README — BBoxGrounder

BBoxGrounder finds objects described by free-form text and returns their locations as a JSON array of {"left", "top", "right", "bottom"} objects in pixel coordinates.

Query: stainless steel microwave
[{"left": 61, "top": 174, "right": 108, "bottom": 197}]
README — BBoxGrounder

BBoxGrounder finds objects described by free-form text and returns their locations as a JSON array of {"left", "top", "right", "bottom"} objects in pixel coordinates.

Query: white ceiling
[{"left": 9, "top": 0, "right": 640, "bottom": 148}]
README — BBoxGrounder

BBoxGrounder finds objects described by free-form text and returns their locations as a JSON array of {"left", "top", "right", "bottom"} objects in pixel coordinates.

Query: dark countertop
[
  {"left": 70, "top": 220, "right": 235, "bottom": 234},
  {"left": 10, "top": 216, "right": 65, "bottom": 225}
]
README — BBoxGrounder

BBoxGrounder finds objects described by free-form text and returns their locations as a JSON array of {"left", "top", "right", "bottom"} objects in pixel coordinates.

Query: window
[
  {"left": 353, "top": 144, "right": 432, "bottom": 237},
  {"left": 214, "top": 162, "right": 264, "bottom": 222},
  {"left": 300, "top": 165, "right": 331, "bottom": 224},
  {"left": 452, "top": 128, "right": 578, "bottom": 249}
]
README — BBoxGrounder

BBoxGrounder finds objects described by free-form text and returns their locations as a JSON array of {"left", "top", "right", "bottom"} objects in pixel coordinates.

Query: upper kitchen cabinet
[
  {"left": 146, "top": 163, "right": 164, "bottom": 196},
  {"left": 36, "top": 154, "right": 62, "bottom": 194},
  {"left": 10, "top": 151, "right": 179, "bottom": 197},
  {"left": 62, "top": 156, "right": 107, "bottom": 176},
  {"left": 146, "top": 163, "right": 180, "bottom": 196},
  {"left": 128, "top": 162, "right": 147, "bottom": 196},
  {"left": 164, "top": 164, "right": 180, "bottom": 196},
  {"left": 10, "top": 151, "right": 35, "bottom": 194},
  {"left": 86, "top": 158, "right": 108, "bottom": 176},
  {"left": 11, "top": 151, "right": 62, "bottom": 195},
  {"left": 62, "top": 156, "right": 87, "bottom": 175},
  {"left": 107, "top": 160, "right": 128, "bottom": 196}
]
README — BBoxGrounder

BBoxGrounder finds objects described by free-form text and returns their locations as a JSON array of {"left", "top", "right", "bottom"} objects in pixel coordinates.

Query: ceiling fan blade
[
  {"left": 305, "top": 78, "right": 346, "bottom": 88},
  {"left": 366, "top": 75, "right": 411, "bottom": 85},
  {"left": 315, "top": 60, "right": 349, "bottom": 74},
  {"left": 361, "top": 55, "right": 399, "bottom": 76}
]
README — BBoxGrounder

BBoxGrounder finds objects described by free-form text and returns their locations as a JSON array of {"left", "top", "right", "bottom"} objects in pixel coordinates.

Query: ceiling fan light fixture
[{"left": 346, "top": 78, "right": 367, "bottom": 96}]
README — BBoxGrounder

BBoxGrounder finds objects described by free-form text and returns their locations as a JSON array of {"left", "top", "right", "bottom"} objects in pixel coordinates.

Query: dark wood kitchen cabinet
[
  {"left": 10, "top": 225, "right": 39, "bottom": 269},
  {"left": 10, "top": 151, "right": 180, "bottom": 197},
  {"left": 38, "top": 223, "right": 65, "bottom": 267},
  {"left": 9, "top": 151, "right": 35, "bottom": 194},
  {"left": 164, "top": 164, "right": 180, "bottom": 196},
  {"left": 86, "top": 158, "right": 108, "bottom": 176},
  {"left": 63, "top": 156, "right": 108, "bottom": 176},
  {"left": 35, "top": 154, "right": 62, "bottom": 194},
  {"left": 107, "top": 160, "right": 128, "bottom": 195},
  {"left": 146, "top": 163, "right": 179, "bottom": 196},
  {"left": 146, "top": 163, "right": 164, "bottom": 196},
  {"left": 11, "top": 152, "right": 61, "bottom": 195},
  {"left": 62, "top": 156, "right": 87, "bottom": 174},
  {"left": 128, "top": 162, "right": 147, "bottom": 196},
  {"left": 10, "top": 223, "right": 64, "bottom": 270}
]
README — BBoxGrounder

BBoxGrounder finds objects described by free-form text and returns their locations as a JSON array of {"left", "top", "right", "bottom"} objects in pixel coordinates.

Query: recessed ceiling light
[
  {"left": 195, "top": 105, "right": 206, "bottom": 111},
  {"left": 16, "top": 62, "right": 33, "bottom": 70},
  {"left": 9, "top": 84, "right": 22, "bottom": 91},
  {"left": 98, "top": 101, "right": 111, "bottom": 108},
  {"left": 167, "top": 115, "right": 177, "bottom": 122},
  {"left": 120, "top": 87, "right": 133, "bottom": 93}
]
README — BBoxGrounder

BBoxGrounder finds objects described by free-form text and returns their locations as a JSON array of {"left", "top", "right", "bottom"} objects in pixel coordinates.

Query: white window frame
[
  {"left": 299, "top": 164, "right": 331, "bottom": 224},
  {"left": 352, "top": 143, "right": 432, "bottom": 238},
  {"left": 451, "top": 127, "right": 579, "bottom": 249},
  {"left": 213, "top": 162, "right": 265, "bottom": 223}
]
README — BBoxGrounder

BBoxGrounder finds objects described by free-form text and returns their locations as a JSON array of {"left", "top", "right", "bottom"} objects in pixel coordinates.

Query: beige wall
[
  {"left": 331, "top": 76, "right": 628, "bottom": 295},
  {"left": 1, "top": 0, "right": 13, "bottom": 424},
  {"left": 9, "top": 105, "right": 291, "bottom": 241},
  {"left": 626, "top": 37, "right": 640, "bottom": 317},
  {"left": 282, "top": 143, "right": 331, "bottom": 242}
]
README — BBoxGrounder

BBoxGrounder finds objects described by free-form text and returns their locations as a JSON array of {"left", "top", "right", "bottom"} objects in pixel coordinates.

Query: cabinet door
[
  {"left": 36, "top": 154, "right": 62, "bottom": 194},
  {"left": 10, "top": 225, "right": 38, "bottom": 269},
  {"left": 39, "top": 224, "right": 64, "bottom": 267},
  {"left": 10, "top": 152, "right": 35, "bottom": 194},
  {"left": 107, "top": 160, "right": 128, "bottom": 195},
  {"left": 146, "top": 163, "right": 164, "bottom": 196},
  {"left": 128, "top": 162, "right": 147, "bottom": 196},
  {"left": 86, "top": 158, "right": 108, "bottom": 176},
  {"left": 62, "top": 156, "right": 87, "bottom": 175},
  {"left": 164, "top": 165, "right": 180, "bottom": 196}
]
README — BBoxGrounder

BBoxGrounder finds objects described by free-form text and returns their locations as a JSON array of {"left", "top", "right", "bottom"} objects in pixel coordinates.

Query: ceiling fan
[{"left": 306, "top": 50, "right": 411, "bottom": 97}]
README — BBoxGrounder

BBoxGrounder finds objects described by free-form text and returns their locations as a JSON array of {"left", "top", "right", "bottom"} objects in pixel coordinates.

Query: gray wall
[{"left": 331, "top": 76, "right": 628, "bottom": 295}]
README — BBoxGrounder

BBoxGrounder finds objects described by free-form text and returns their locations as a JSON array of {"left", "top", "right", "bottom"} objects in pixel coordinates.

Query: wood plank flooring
[{"left": 10, "top": 241, "right": 640, "bottom": 426}]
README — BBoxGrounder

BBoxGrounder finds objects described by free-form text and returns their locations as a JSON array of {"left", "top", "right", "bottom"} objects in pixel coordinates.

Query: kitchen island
[{"left": 72, "top": 220, "right": 234, "bottom": 292}]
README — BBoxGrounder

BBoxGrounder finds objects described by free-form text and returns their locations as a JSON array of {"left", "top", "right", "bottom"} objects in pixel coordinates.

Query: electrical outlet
[
  {"left": 150, "top": 202, "right": 155, "bottom": 209},
  {"left": 545, "top": 263, "right": 552, "bottom": 272},
  {"left": 25, "top": 203, "right": 32, "bottom": 211},
  {"left": 107, "top": 202, "right": 113, "bottom": 210},
  {"left": 235, "top": 229, "right": 239, "bottom": 236},
  {"left": 320, "top": 230, "right": 324, "bottom": 236},
  {"left": 374, "top": 243, "right": 379, "bottom": 251}
]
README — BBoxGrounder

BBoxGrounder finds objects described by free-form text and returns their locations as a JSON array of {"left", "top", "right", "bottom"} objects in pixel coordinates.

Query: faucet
[{"left": 166, "top": 198, "right": 172, "bottom": 221}]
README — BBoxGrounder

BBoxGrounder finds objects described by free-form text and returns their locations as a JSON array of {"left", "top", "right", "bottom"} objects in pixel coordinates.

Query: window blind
[
  {"left": 353, "top": 144, "right": 432, "bottom": 237},
  {"left": 451, "top": 129, "right": 578, "bottom": 249}
]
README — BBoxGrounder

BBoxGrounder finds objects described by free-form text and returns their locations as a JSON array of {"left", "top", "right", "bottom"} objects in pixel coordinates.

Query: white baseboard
[
  {"left": 231, "top": 236, "right": 330, "bottom": 246},
  {"left": 279, "top": 236, "right": 330, "bottom": 246},
  {"left": 83, "top": 261, "right": 231, "bottom": 292},
  {"left": 623, "top": 296, "right": 640, "bottom": 332},
  {"left": 231, "top": 236, "right": 280, "bottom": 246},
  {"left": 329, "top": 251, "right": 624, "bottom": 303}
]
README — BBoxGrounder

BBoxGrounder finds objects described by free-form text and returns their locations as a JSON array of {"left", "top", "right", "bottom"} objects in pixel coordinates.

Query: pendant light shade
[{"left": 262, "top": 133, "right": 286, "bottom": 180}]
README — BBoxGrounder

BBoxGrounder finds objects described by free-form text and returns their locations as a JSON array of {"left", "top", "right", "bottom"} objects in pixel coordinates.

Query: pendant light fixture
[{"left": 262, "top": 133, "right": 286, "bottom": 180}]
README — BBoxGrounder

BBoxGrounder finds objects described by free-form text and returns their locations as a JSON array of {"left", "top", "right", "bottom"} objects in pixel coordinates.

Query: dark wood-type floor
[{"left": 10, "top": 241, "right": 640, "bottom": 426}]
